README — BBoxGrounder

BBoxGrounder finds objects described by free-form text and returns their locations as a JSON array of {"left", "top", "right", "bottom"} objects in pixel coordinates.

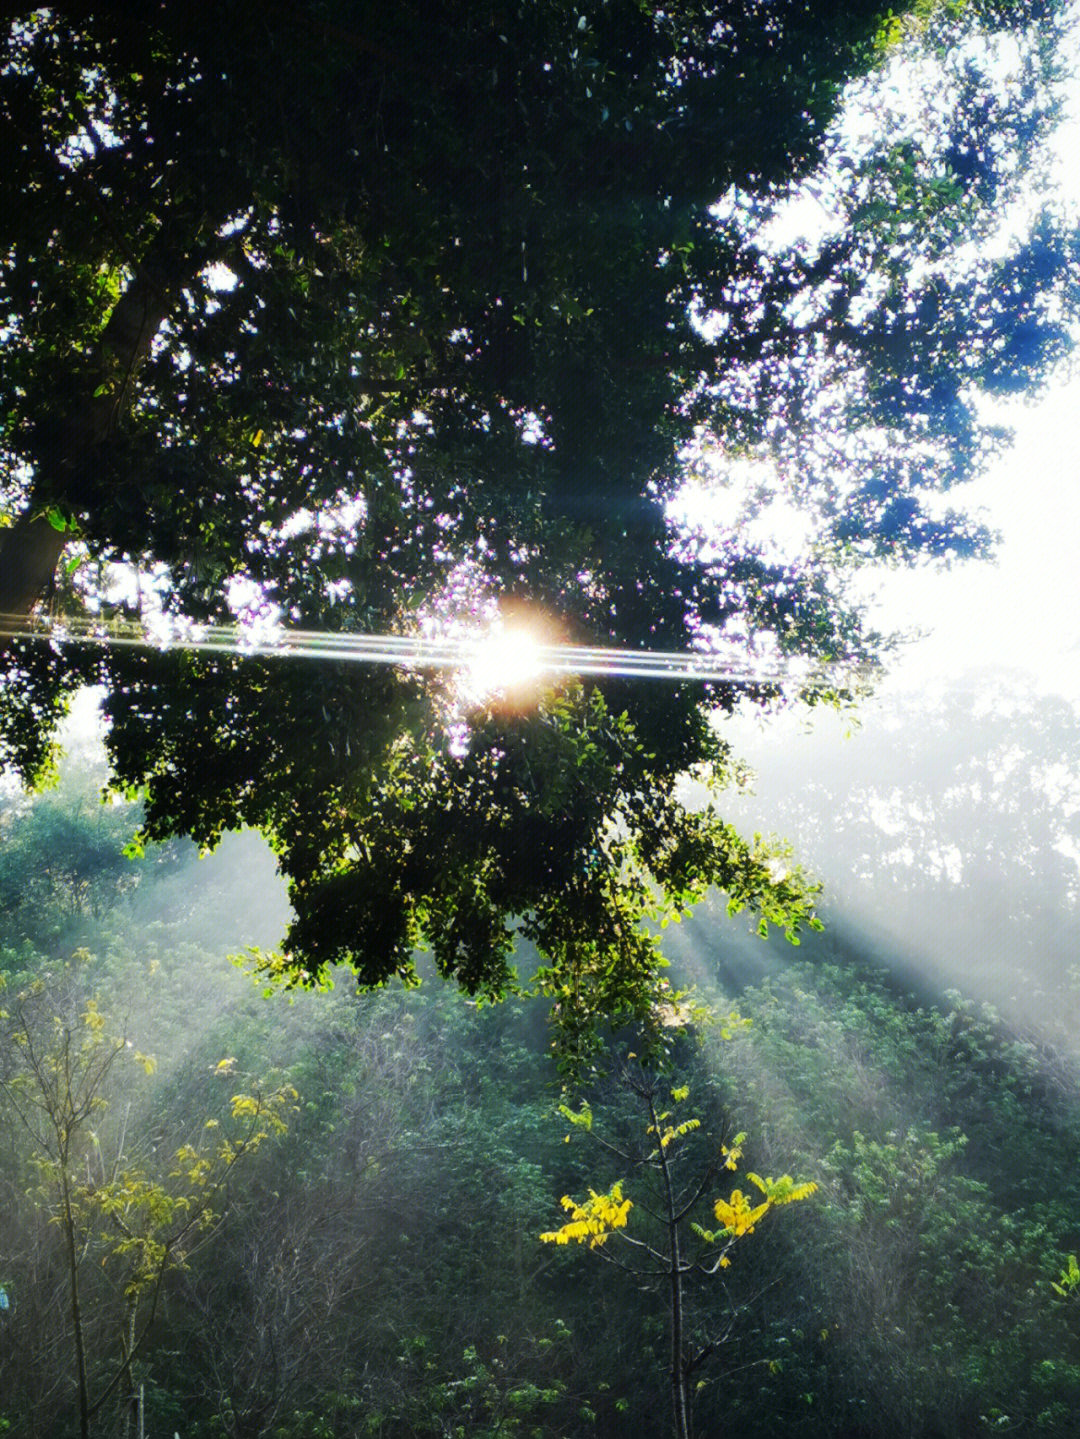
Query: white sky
[
  {"left": 868, "top": 16, "right": 1080, "bottom": 703},
  {"left": 869, "top": 372, "right": 1080, "bottom": 700}
]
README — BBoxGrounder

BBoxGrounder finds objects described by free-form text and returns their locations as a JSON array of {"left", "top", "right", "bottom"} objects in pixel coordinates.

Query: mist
[
  {"left": 703, "top": 673, "right": 1080, "bottom": 1049},
  {"left": 4, "top": 670, "right": 1079, "bottom": 1436}
]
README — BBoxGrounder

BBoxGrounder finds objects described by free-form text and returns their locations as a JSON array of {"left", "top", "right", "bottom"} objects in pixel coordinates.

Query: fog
[{"left": 3, "top": 658, "right": 1080, "bottom": 1438}]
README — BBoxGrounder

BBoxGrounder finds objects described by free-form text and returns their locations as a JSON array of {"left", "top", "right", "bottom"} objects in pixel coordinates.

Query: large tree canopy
[{"left": 0, "top": 0, "right": 1076, "bottom": 1055}]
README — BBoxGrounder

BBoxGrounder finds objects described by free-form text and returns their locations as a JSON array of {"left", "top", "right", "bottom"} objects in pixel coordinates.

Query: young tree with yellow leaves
[
  {"left": 541, "top": 1057, "right": 816, "bottom": 1439},
  {"left": 0, "top": 957, "right": 297, "bottom": 1439}
]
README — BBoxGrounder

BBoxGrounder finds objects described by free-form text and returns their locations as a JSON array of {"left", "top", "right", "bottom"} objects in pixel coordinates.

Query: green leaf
[{"left": 558, "top": 1101, "right": 593, "bottom": 1132}]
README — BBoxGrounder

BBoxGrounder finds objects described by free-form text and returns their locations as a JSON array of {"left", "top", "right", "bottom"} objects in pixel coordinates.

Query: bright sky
[
  {"left": 869, "top": 372, "right": 1080, "bottom": 700},
  {"left": 868, "top": 14, "right": 1080, "bottom": 703}
]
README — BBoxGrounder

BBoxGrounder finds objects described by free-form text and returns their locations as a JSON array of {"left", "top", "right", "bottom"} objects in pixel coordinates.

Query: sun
[{"left": 458, "top": 623, "right": 547, "bottom": 706}]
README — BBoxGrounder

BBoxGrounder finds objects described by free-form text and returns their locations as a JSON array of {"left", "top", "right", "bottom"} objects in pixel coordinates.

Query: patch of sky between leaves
[{"left": 669, "top": 6, "right": 1080, "bottom": 680}]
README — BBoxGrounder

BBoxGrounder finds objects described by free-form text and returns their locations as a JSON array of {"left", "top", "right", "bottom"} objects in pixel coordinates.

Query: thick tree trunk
[
  {"left": 0, "top": 514, "right": 67, "bottom": 620},
  {"left": 0, "top": 247, "right": 189, "bottom": 633}
]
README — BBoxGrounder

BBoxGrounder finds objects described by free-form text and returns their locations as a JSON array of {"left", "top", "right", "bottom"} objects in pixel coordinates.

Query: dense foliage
[
  {"left": 1, "top": 0, "right": 1077, "bottom": 1031},
  {"left": 2, "top": 720, "right": 1080, "bottom": 1436}
]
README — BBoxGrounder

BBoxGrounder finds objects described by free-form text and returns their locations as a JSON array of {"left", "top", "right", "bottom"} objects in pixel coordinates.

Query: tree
[
  {"left": 1, "top": 1, "right": 1077, "bottom": 1039},
  {"left": 541, "top": 1060, "right": 816, "bottom": 1439},
  {"left": 0, "top": 957, "right": 296, "bottom": 1439},
  {"left": 0, "top": 759, "right": 157, "bottom": 955}
]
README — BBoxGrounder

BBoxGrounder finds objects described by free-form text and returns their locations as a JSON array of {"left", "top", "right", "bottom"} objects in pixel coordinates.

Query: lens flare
[
  {"left": 458, "top": 624, "right": 547, "bottom": 705},
  {"left": 0, "top": 611, "right": 872, "bottom": 692}
]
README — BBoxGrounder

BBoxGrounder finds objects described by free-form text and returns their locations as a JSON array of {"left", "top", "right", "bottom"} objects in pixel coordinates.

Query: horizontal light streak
[{"left": 0, "top": 612, "right": 869, "bottom": 689}]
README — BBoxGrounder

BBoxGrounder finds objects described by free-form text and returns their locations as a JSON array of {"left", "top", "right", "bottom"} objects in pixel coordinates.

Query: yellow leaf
[{"left": 540, "top": 1182, "right": 633, "bottom": 1249}]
